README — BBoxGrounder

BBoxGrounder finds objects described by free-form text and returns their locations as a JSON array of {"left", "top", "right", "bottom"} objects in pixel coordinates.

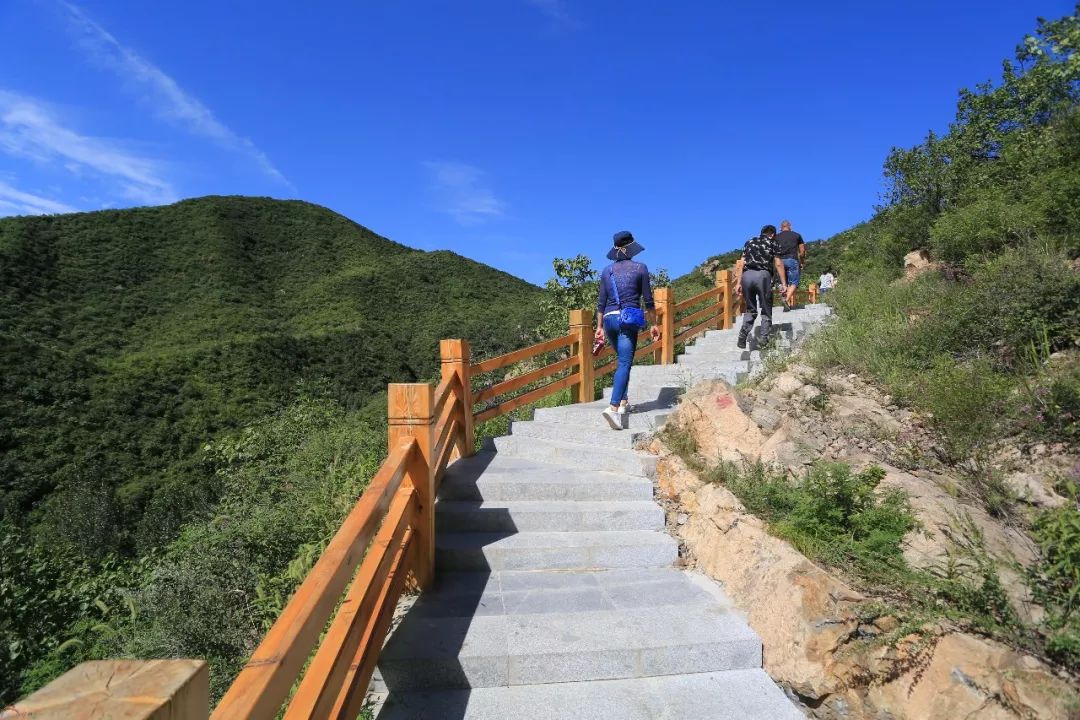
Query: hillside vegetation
[
  {"left": 0, "top": 196, "right": 541, "bottom": 701},
  {"left": 795, "top": 12, "right": 1080, "bottom": 672}
]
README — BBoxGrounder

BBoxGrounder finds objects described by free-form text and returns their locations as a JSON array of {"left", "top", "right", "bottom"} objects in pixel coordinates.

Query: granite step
[
  {"left": 434, "top": 530, "right": 678, "bottom": 571},
  {"left": 376, "top": 668, "right": 804, "bottom": 720},
  {"left": 436, "top": 500, "right": 664, "bottom": 533},
  {"left": 377, "top": 603, "right": 761, "bottom": 690},
  {"left": 438, "top": 453, "right": 653, "bottom": 502},
  {"left": 492, "top": 435, "right": 659, "bottom": 477}
]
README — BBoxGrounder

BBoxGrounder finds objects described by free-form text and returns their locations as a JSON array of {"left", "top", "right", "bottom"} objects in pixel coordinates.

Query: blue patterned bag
[{"left": 610, "top": 270, "right": 647, "bottom": 330}]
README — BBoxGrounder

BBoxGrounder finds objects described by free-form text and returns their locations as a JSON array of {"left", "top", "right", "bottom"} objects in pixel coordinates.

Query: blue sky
[{"left": 0, "top": 1, "right": 1073, "bottom": 284}]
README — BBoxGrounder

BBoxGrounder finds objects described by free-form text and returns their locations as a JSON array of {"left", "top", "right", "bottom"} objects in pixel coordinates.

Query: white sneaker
[{"left": 601, "top": 406, "right": 623, "bottom": 430}]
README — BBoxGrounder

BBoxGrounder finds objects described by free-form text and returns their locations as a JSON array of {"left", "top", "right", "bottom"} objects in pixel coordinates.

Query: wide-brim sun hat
[{"left": 606, "top": 230, "right": 645, "bottom": 261}]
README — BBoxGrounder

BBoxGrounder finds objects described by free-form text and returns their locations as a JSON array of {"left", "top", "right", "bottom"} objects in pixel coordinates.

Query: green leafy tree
[{"left": 538, "top": 255, "right": 597, "bottom": 338}]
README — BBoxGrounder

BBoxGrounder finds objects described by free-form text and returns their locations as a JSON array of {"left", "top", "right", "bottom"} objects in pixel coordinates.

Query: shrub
[
  {"left": 1029, "top": 488, "right": 1080, "bottom": 670},
  {"left": 929, "top": 192, "right": 1035, "bottom": 264},
  {"left": 702, "top": 460, "right": 917, "bottom": 581}
]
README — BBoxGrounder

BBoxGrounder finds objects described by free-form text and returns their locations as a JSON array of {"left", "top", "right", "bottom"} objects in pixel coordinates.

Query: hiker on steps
[
  {"left": 734, "top": 224, "right": 788, "bottom": 350},
  {"left": 774, "top": 220, "right": 805, "bottom": 310},
  {"left": 594, "top": 231, "right": 661, "bottom": 430}
]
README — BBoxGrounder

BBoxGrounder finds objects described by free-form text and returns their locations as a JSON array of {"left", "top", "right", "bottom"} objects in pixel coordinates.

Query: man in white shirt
[{"left": 818, "top": 268, "right": 835, "bottom": 294}]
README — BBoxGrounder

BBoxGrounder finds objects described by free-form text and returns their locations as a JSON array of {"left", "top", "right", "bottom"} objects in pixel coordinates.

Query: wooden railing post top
[
  {"left": 387, "top": 383, "right": 434, "bottom": 423},
  {"left": 439, "top": 338, "right": 470, "bottom": 362},
  {"left": 6, "top": 659, "right": 209, "bottom": 720},
  {"left": 567, "top": 308, "right": 592, "bottom": 328},
  {"left": 654, "top": 287, "right": 672, "bottom": 302}
]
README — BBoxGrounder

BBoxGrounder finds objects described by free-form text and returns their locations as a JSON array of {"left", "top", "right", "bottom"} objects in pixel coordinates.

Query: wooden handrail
[
  {"left": 595, "top": 357, "right": 617, "bottom": 378},
  {"left": 433, "top": 418, "right": 461, "bottom": 480},
  {"left": 470, "top": 334, "right": 574, "bottom": 374},
  {"left": 211, "top": 439, "right": 416, "bottom": 720},
  {"left": 633, "top": 338, "right": 659, "bottom": 360},
  {"left": 282, "top": 486, "right": 416, "bottom": 719},
  {"left": 474, "top": 372, "right": 580, "bottom": 424},
  {"left": 473, "top": 355, "right": 576, "bottom": 404},
  {"left": 18, "top": 269, "right": 827, "bottom": 719},
  {"left": 673, "top": 286, "right": 722, "bottom": 313},
  {"left": 432, "top": 373, "right": 461, "bottom": 422},
  {"left": 674, "top": 303, "right": 719, "bottom": 332},
  {"left": 675, "top": 314, "right": 721, "bottom": 345}
]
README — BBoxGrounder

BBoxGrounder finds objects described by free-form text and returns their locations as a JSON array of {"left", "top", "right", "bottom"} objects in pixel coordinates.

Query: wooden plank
[
  {"left": 633, "top": 339, "right": 659, "bottom": 360},
  {"left": 387, "top": 384, "right": 435, "bottom": 590},
  {"left": 473, "top": 356, "right": 576, "bottom": 404},
  {"left": 433, "top": 419, "right": 460, "bottom": 481},
  {"left": 283, "top": 488, "right": 415, "bottom": 720},
  {"left": 3, "top": 660, "right": 208, "bottom": 720},
  {"left": 568, "top": 309, "right": 595, "bottom": 404},
  {"left": 329, "top": 528, "right": 414, "bottom": 720},
  {"left": 211, "top": 441, "right": 413, "bottom": 720},
  {"left": 673, "top": 286, "right": 721, "bottom": 313},
  {"left": 433, "top": 408, "right": 457, "bottom": 470},
  {"left": 473, "top": 372, "right": 579, "bottom": 424},
  {"left": 675, "top": 303, "right": 719, "bottom": 331},
  {"left": 594, "top": 345, "right": 614, "bottom": 362},
  {"left": 595, "top": 358, "right": 617, "bottom": 378},
  {"left": 432, "top": 384, "right": 459, "bottom": 457},
  {"left": 675, "top": 314, "right": 719, "bottom": 345},
  {"left": 440, "top": 339, "right": 474, "bottom": 460},
  {"left": 431, "top": 374, "right": 460, "bottom": 422},
  {"left": 469, "top": 334, "right": 574, "bottom": 375},
  {"left": 654, "top": 288, "right": 675, "bottom": 364}
]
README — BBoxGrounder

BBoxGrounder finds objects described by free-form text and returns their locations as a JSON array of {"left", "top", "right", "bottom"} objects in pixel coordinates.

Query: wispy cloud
[
  {"left": 424, "top": 161, "right": 505, "bottom": 226},
  {"left": 526, "top": 0, "right": 580, "bottom": 30},
  {"left": 0, "top": 91, "right": 176, "bottom": 205},
  {"left": 0, "top": 179, "right": 78, "bottom": 215},
  {"left": 58, "top": 1, "right": 289, "bottom": 186}
]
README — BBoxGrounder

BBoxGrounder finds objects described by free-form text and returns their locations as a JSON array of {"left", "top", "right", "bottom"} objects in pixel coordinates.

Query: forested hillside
[
  {"left": 0, "top": 196, "right": 541, "bottom": 701},
  {"left": 797, "top": 11, "right": 1080, "bottom": 673}
]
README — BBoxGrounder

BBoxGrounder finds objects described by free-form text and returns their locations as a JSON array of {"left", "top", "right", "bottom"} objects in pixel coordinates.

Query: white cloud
[
  {"left": 526, "top": 0, "right": 579, "bottom": 29},
  {"left": 424, "top": 161, "right": 506, "bottom": 226},
  {"left": 58, "top": 1, "right": 289, "bottom": 186},
  {"left": 0, "top": 180, "right": 78, "bottom": 215},
  {"left": 0, "top": 91, "right": 176, "bottom": 205}
]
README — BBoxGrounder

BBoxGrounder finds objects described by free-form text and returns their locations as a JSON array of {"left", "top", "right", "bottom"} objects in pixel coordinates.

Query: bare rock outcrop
[{"left": 655, "top": 375, "right": 1078, "bottom": 719}]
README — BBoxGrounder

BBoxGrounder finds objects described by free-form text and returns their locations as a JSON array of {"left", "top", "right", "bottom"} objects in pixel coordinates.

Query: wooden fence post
[
  {"left": 654, "top": 288, "right": 675, "bottom": 364},
  {"left": 1, "top": 659, "right": 209, "bottom": 720},
  {"left": 568, "top": 309, "right": 595, "bottom": 403},
  {"left": 387, "top": 383, "right": 435, "bottom": 590},
  {"left": 809, "top": 283, "right": 819, "bottom": 304},
  {"left": 439, "top": 339, "right": 474, "bottom": 458},
  {"left": 717, "top": 270, "right": 733, "bottom": 330}
]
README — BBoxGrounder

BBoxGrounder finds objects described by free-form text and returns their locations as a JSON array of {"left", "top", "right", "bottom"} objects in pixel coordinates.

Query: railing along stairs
[{"left": 3, "top": 272, "right": 819, "bottom": 720}]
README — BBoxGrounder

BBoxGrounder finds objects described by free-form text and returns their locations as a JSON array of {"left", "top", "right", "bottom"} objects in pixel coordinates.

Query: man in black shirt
[
  {"left": 774, "top": 220, "right": 805, "bottom": 309},
  {"left": 734, "top": 225, "right": 787, "bottom": 349}
]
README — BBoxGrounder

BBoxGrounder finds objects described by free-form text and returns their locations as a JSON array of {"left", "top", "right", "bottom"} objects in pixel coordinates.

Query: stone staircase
[{"left": 374, "top": 305, "right": 831, "bottom": 719}]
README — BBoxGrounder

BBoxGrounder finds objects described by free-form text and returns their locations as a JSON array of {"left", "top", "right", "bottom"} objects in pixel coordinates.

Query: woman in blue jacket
[{"left": 594, "top": 231, "right": 661, "bottom": 430}]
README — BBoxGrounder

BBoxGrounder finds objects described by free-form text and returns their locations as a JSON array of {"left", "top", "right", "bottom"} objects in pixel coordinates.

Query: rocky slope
[{"left": 652, "top": 364, "right": 1078, "bottom": 719}]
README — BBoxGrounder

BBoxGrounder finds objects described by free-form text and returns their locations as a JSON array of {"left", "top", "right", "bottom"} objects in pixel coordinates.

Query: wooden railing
[{"left": 6, "top": 270, "right": 821, "bottom": 719}]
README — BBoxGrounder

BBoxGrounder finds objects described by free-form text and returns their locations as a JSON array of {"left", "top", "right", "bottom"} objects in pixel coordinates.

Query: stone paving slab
[
  {"left": 376, "top": 668, "right": 804, "bottom": 720},
  {"left": 435, "top": 500, "right": 664, "bottom": 533},
  {"left": 435, "top": 530, "right": 678, "bottom": 571}
]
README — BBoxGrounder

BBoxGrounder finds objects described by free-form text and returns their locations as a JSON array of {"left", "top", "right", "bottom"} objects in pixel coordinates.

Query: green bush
[
  {"left": 700, "top": 460, "right": 917, "bottom": 580},
  {"left": 918, "top": 357, "right": 1015, "bottom": 463},
  {"left": 1029, "top": 486, "right": 1080, "bottom": 669},
  {"left": 929, "top": 191, "right": 1034, "bottom": 263}
]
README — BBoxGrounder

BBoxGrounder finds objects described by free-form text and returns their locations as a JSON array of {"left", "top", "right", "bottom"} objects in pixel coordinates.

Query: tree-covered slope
[{"left": 0, "top": 196, "right": 540, "bottom": 553}]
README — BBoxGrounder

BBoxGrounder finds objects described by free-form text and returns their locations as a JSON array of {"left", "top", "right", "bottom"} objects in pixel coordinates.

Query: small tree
[{"left": 538, "top": 255, "right": 597, "bottom": 339}]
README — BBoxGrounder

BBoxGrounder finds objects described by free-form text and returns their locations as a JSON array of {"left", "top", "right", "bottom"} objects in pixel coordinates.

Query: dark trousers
[{"left": 739, "top": 269, "right": 773, "bottom": 341}]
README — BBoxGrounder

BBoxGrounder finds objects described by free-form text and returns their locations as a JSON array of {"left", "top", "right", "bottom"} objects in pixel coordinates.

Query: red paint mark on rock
[{"left": 715, "top": 395, "right": 734, "bottom": 409}]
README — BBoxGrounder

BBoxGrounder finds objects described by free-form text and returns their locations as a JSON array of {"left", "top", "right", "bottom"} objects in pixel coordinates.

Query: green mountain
[{"left": 1, "top": 196, "right": 540, "bottom": 553}]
